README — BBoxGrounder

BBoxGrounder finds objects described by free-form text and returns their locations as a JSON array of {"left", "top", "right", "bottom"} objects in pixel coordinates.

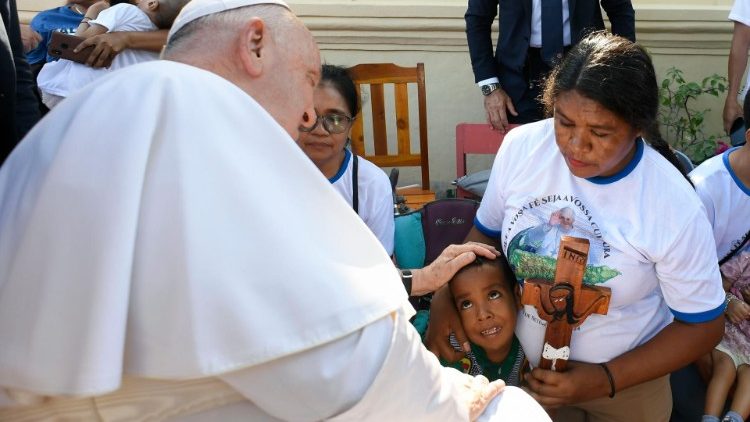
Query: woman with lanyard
[
  {"left": 425, "top": 32, "right": 725, "bottom": 421},
  {"left": 297, "top": 64, "right": 394, "bottom": 255}
]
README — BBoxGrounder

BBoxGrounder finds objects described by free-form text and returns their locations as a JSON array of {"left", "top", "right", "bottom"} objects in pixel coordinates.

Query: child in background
[
  {"left": 37, "top": 0, "right": 188, "bottom": 108},
  {"left": 414, "top": 255, "right": 525, "bottom": 385},
  {"left": 690, "top": 91, "right": 750, "bottom": 422}
]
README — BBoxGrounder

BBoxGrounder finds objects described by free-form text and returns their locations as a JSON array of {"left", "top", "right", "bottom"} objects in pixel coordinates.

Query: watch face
[{"left": 482, "top": 84, "right": 498, "bottom": 96}]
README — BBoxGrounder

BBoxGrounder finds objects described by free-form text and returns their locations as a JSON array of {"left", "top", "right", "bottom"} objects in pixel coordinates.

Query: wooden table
[{"left": 396, "top": 186, "right": 435, "bottom": 210}]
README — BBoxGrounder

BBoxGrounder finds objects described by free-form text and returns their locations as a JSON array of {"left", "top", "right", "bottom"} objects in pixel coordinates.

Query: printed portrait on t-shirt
[{"left": 503, "top": 197, "right": 620, "bottom": 286}]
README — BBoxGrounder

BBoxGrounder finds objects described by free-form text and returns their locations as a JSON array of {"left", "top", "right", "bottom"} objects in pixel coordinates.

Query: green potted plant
[{"left": 658, "top": 67, "right": 730, "bottom": 164}]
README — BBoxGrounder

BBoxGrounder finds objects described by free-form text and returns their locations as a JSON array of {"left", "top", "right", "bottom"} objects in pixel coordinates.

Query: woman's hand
[
  {"left": 524, "top": 361, "right": 611, "bottom": 409},
  {"left": 424, "top": 285, "right": 469, "bottom": 362},
  {"left": 726, "top": 297, "right": 750, "bottom": 324},
  {"left": 20, "top": 25, "right": 41, "bottom": 53},
  {"left": 75, "top": 32, "right": 129, "bottom": 68}
]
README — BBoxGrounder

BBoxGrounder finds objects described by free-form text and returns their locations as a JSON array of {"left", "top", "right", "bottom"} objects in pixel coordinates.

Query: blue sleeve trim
[
  {"left": 474, "top": 216, "right": 501, "bottom": 238},
  {"left": 670, "top": 303, "right": 724, "bottom": 323}
]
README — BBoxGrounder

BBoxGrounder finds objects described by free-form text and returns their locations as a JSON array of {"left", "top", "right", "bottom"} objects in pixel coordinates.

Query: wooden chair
[
  {"left": 346, "top": 63, "right": 431, "bottom": 194},
  {"left": 455, "top": 123, "right": 520, "bottom": 198}
]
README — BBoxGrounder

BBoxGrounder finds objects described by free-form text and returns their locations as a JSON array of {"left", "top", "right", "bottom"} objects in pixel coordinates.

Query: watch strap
[{"left": 400, "top": 269, "right": 413, "bottom": 296}]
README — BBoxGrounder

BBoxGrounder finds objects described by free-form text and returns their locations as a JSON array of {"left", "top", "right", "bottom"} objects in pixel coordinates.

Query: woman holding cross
[{"left": 426, "top": 32, "right": 725, "bottom": 421}]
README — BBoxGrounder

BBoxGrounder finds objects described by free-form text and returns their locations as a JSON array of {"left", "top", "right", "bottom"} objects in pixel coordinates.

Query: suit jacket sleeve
[
  {"left": 601, "top": 0, "right": 636, "bottom": 41},
  {"left": 465, "top": 0, "right": 499, "bottom": 83}
]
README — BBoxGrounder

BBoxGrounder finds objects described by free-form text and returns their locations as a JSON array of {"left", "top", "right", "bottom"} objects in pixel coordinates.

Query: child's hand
[
  {"left": 741, "top": 286, "right": 750, "bottom": 304},
  {"left": 726, "top": 298, "right": 750, "bottom": 324}
]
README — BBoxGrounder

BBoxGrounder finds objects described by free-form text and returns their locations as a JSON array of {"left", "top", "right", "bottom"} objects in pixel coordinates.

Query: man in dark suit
[
  {"left": 466, "top": 0, "right": 635, "bottom": 131},
  {"left": 1, "top": 0, "right": 41, "bottom": 163}
]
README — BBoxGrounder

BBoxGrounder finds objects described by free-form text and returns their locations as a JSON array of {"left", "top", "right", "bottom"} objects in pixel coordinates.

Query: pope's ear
[{"left": 238, "top": 17, "right": 266, "bottom": 78}]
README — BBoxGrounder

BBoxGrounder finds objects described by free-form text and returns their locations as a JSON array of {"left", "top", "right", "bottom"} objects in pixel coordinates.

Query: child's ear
[{"left": 145, "top": 0, "right": 159, "bottom": 11}]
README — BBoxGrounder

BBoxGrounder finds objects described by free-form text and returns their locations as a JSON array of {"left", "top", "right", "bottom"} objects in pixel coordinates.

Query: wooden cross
[{"left": 521, "top": 236, "right": 611, "bottom": 372}]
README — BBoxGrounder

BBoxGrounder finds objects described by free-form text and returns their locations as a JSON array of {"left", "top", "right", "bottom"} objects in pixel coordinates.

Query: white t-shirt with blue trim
[
  {"left": 330, "top": 149, "right": 395, "bottom": 255},
  {"left": 690, "top": 147, "right": 750, "bottom": 259},
  {"left": 475, "top": 119, "right": 724, "bottom": 366}
]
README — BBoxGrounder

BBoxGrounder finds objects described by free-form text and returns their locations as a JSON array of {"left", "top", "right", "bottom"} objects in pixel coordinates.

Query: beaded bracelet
[
  {"left": 599, "top": 362, "right": 616, "bottom": 398},
  {"left": 725, "top": 292, "right": 740, "bottom": 313}
]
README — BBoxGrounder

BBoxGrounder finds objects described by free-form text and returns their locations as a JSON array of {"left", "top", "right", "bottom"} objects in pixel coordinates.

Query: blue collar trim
[
  {"left": 328, "top": 148, "right": 351, "bottom": 184},
  {"left": 586, "top": 138, "right": 644, "bottom": 185}
]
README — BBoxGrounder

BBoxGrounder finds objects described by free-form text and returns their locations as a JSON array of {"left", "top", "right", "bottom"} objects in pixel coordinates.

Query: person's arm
[
  {"left": 525, "top": 317, "right": 724, "bottom": 407},
  {"left": 219, "top": 312, "right": 506, "bottom": 421},
  {"left": 74, "top": 1, "right": 109, "bottom": 37},
  {"left": 526, "top": 208, "right": 726, "bottom": 407},
  {"left": 465, "top": 0, "right": 517, "bottom": 132},
  {"left": 74, "top": 30, "right": 168, "bottom": 68},
  {"left": 723, "top": 21, "right": 750, "bottom": 134},
  {"left": 600, "top": 0, "right": 636, "bottom": 42}
]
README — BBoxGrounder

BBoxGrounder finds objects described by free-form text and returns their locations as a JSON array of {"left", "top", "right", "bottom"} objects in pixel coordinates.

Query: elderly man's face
[{"left": 268, "top": 23, "right": 321, "bottom": 140}]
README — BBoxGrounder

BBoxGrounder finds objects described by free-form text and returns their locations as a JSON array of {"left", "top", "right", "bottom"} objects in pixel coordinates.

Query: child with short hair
[
  {"left": 690, "top": 91, "right": 750, "bottom": 422},
  {"left": 37, "top": 0, "right": 189, "bottom": 108},
  {"left": 414, "top": 255, "right": 525, "bottom": 385}
]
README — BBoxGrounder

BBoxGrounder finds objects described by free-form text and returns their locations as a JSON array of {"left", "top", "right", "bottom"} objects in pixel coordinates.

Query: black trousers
[{"left": 509, "top": 46, "right": 569, "bottom": 124}]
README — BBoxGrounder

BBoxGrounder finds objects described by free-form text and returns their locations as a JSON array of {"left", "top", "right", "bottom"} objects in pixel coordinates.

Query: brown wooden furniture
[
  {"left": 455, "top": 123, "right": 520, "bottom": 199},
  {"left": 346, "top": 63, "right": 431, "bottom": 192}
]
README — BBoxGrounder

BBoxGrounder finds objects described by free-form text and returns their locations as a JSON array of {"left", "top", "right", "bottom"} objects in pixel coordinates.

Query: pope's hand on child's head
[{"left": 416, "top": 242, "right": 500, "bottom": 294}]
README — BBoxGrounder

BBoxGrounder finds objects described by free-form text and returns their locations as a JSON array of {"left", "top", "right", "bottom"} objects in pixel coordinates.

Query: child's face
[{"left": 450, "top": 265, "right": 519, "bottom": 362}]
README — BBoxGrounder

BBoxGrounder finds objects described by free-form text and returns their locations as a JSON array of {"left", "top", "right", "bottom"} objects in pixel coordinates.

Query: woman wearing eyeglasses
[{"left": 297, "top": 64, "right": 395, "bottom": 255}]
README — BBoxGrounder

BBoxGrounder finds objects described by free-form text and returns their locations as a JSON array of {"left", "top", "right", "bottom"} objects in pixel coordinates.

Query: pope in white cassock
[{"left": 0, "top": 0, "right": 550, "bottom": 420}]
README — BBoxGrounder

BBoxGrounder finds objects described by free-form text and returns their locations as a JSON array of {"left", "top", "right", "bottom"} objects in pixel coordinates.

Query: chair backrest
[
  {"left": 393, "top": 198, "right": 480, "bottom": 269},
  {"left": 455, "top": 122, "right": 520, "bottom": 178},
  {"left": 347, "top": 63, "right": 430, "bottom": 190},
  {"left": 420, "top": 198, "right": 480, "bottom": 265}
]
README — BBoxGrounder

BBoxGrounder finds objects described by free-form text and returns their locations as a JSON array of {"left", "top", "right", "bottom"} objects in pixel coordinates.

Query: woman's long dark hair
[{"left": 542, "top": 32, "right": 690, "bottom": 182}]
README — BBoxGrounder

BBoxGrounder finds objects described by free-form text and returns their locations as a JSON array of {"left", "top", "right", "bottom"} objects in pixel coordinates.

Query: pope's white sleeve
[
  {"left": 218, "top": 314, "right": 393, "bottom": 421},
  {"left": 219, "top": 308, "right": 471, "bottom": 421}
]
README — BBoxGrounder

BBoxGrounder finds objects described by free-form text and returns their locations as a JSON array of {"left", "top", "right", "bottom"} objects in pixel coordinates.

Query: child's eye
[
  {"left": 488, "top": 290, "right": 501, "bottom": 300},
  {"left": 460, "top": 300, "right": 472, "bottom": 310}
]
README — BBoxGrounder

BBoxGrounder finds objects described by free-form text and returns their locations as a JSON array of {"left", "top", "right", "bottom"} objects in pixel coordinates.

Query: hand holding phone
[{"left": 48, "top": 32, "right": 94, "bottom": 65}]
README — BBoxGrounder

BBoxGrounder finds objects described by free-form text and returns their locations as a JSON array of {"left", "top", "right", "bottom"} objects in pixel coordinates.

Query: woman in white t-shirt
[
  {"left": 425, "top": 32, "right": 725, "bottom": 421},
  {"left": 297, "top": 64, "right": 395, "bottom": 255}
]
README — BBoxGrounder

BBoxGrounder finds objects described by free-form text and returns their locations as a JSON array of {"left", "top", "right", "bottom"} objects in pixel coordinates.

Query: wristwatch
[
  {"left": 481, "top": 82, "right": 501, "bottom": 96},
  {"left": 400, "top": 269, "right": 413, "bottom": 296}
]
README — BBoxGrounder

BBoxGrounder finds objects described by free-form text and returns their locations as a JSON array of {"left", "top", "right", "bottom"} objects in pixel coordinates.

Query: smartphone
[{"left": 48, "top": 32, "right": 94, "bottom": 65}]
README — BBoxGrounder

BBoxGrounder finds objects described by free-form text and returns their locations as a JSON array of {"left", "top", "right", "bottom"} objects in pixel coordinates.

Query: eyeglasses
[{"left": 299, "top": 113, "right": 354, "bottom": 134}]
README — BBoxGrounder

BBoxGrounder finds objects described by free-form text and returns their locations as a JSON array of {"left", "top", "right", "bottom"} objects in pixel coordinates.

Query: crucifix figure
[{"left": 521, "top": 236, "right": 611, "bottom": 371}]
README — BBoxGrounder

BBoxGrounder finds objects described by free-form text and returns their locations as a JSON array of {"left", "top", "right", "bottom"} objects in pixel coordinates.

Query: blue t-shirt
[{"left": 27, "top": 6, "right": 84, "bottom": 65}]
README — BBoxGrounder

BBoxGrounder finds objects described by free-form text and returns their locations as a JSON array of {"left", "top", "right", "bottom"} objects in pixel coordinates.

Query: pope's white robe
[{"left": 0, "top": 60, "right": 550, "bottom": 421}]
